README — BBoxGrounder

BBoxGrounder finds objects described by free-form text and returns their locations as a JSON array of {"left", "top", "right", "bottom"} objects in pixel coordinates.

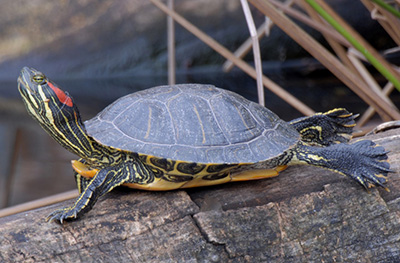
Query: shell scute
[{"left": 85, "top": 84, "right": 300, "bottom": 164}]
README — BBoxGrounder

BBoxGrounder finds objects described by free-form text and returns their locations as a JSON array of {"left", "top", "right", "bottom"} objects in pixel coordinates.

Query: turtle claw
[
  {"left": 354, "top": 172, "right": 387, "bottom": 190},
  {"left": 46, "top": 206, "right": 78, "bottom": 224},
  {"left": 346, "top": 140, "right": 391, "bottom": 189}
]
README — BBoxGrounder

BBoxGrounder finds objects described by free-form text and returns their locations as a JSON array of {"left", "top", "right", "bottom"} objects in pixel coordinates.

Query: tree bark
[{"left": 1, "top": 128, "right": 400, "bottom": 262}]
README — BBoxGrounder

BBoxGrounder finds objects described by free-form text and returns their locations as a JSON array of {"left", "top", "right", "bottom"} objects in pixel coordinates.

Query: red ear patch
[{"left": 47, "top": 82, "right": 73, "bottom": 107}]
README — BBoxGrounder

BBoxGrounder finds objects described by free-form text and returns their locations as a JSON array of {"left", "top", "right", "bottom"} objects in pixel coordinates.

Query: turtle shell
[{"left": 85, "top": 84, "right": 300, "bottom": 164}]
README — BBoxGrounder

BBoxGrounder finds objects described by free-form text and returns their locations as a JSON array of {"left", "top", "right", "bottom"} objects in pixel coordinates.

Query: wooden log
[{"left": 1, "top": 128, "right": 400, "bottom": 262}]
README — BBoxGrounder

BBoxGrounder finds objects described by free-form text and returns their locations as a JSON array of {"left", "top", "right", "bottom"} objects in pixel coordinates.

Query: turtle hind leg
[
  {"left": 290, "top": 140, "right": 392, "bottom": 189},
  {"left": 290, "top": 108, "right": 357, "bottom": 146}
]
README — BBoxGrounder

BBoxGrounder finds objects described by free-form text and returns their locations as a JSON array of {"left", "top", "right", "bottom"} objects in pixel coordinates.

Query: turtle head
[
  {"left": 18, "top": 67, "right": 92, "bottom": 158},
  {"left": 18, "top": 67, "right": 79, "bottom": 126}
]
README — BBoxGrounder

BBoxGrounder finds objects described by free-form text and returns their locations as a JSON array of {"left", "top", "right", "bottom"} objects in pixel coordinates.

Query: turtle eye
[{"left": 32, "top": 74, "right": 46, "bottom": 85}]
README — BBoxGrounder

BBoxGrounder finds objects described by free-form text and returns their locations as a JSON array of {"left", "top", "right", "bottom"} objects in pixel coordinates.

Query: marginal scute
[
  {"left": 150, "top": 167, "right": 164, "bottom": 178},
  {"left": 202, "top": 172, "right": 230, "bottom": 181},
  {"left": 206, "top": 164, "right": 236, "bottom": 173},
  {"left": 150, "top": 157, "right": 175, "bottom": 172},
  {"left": 176, "top": 162, "right": 206, "bottom": 175},
  {"left": 163, "top": 174, "right": 193, "bottom": 183}
]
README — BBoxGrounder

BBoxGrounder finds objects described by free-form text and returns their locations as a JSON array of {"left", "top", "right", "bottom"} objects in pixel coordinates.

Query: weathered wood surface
[{"left": 1, "top": 128, "right": 400, "bottom": 262}]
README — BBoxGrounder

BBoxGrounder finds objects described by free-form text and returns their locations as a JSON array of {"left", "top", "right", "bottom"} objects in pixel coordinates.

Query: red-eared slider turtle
[{"left": 17, "top": 67, "right": 391, "bottom": 223}]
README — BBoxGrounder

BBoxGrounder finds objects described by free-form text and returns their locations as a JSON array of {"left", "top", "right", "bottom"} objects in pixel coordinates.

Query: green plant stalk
[
  {"left": 371, "top": 0, "right": 400, "bottom": 19},
  {"left": 305, "top": 0, "right": 400, "bottom": 92}
]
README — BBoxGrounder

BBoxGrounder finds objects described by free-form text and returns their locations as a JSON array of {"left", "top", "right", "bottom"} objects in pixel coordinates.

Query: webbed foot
[{"left": 347, "top": 140, "right": 392, "bottom": 189}]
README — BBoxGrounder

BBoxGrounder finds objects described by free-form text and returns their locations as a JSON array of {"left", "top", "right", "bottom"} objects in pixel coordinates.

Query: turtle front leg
[
  {"left": 47, "top": 165, "right": 128, "bottom": 223},
  {"left": 47, "top": 160, "right": 153, "bottom": 223},
  {"left": 71, "top": 159, "right": 98, "bottom": 194},
  {"left": 289, "top": 108, "right": 357, "bottom": 146},
  {"left": 74, "top": 171, "right": 91, "bottom": 194}
]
